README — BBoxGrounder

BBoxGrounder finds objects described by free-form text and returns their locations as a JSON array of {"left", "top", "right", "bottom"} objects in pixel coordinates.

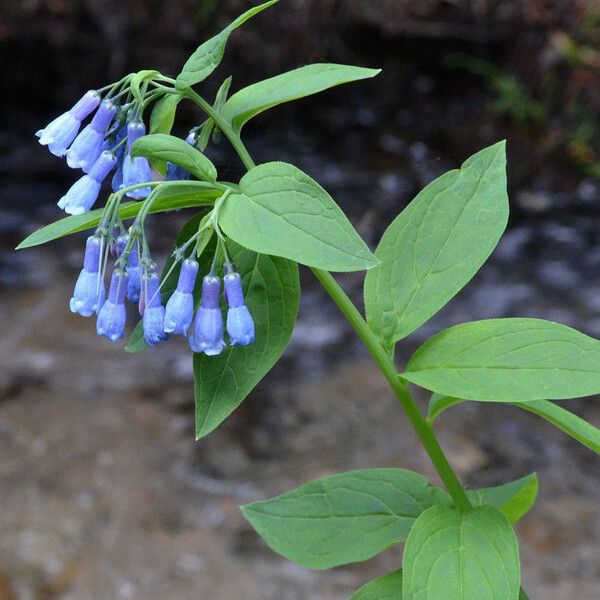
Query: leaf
[
  {"left": 364, "top": 142, "right": 508, "bottom": 348},
  {"left": 130, "top": 69, "right": 160, "bottom": 101},
  {"left": 17, "top": 183, "right": 219, "bottom": 249},
  {"left": 194, "top": 241, "right": 300, "bottom": 437},
  {"left": 467, "top": 474, "right": 538, "bottom": 524},
  {"left": 219, "top": 161, "right": 377, "bottom": 271},
  {"left": 402, "top": 505, "right": 520, "bottom": 600},
  {"left": 131, "top": 134, "right": 217, "bottom": 182},
  {"left": 221, "top": 63, "right": 380, "bottom": 132},
  {"left": 125, "top": 211, "right": 209, "bottom": 353},
  {"left": 404, "top": 318, "right": 600, "bottom": 402},
  {"left": 176, "top": 0, "right": 278, "bottom": 89},
  {"left": 198, "top": 76, "right": 233, "bottom": 151},
  {"left": 427, "top": 394, "right": 600, "bottom": 457},
  {"left": 351, "top": 569, "right": 403, "bottom": 600},
  {"left": 149, "top": 94, "right": 183, "bottom": 174},
  {"left": 241, "top": 468, "right": 451, "bottom": 570}
]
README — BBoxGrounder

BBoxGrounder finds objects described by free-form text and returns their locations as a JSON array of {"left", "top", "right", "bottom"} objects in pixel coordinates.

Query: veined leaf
[
  {"left": 149, "top": 94, "right": 183, "bottom": 174},
  {"left": 402, "top": 505, "right": 520, "bottom": 600},
  {"left": 221, "top": 63, "right": 380, "bottom": 132},
  {"left": 194, "top": 241, "right": 300, "bottom": 437},
  {"left": 350, "top": 569, "right": 403, "bottom": 600},
  {"left": 404, "top": 318, "right": 600, "bottom": 401},
  {"left": 468, "top": 474, "right": 538, "bottom": 524},
  {"left": 17, "top": 183, "right": 219, "bottom": 250},
  {"left": 241, "top": 468, "right": 451, "bottom": 570},
  {"left": 219, "top": 161, "right": 377, "bottom": 271},
  {"left": 131, "top": 134, "right": 217, "bottom": 182},
  {"left": 176, "top": 0, "right": 278, "bottom": 89},
  {"left": 365, "top": 142, "right": 508, "bottom": 349}
]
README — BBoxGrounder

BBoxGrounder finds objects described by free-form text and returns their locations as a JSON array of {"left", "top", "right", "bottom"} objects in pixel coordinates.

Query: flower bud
[{"left": 224, "top": 272, "right": 255, "bottom": 346}]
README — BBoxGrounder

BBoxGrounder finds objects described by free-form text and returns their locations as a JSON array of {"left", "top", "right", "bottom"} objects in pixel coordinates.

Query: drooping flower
[
  {"left": 163, "top": 258, "right": 199, "bottom": 335},
  {"left": 69, "top": 235, "right": 106, "bottom": 317},
  {"left": 189, "top": 275, "right": 225, "bottom": 355},
  {"left": 142, "top": 272, "right": 168, "bottom": 346},
  {"left": 66, "top": 99, "right": 118, "bottom": 172},
  {"left": 126, "top": 240, "right": 142, "bottom": 303},
  {"left": 224, "top": 271, "right": 255, "bottom": 346},
  {"left": 57, "top": 151, "right": 116, "bottom": 215},
  {"left": 165, "top": 132, "right": 196, "bottom": 181},
  {"left": 36, "top": 91, "right": 100, "bottom": 157},
  {"left": 96, "top": 269, "right": 130, "bottom": 342},
  {"left": 122, "top": 121, "right": 152, "bottom": 199}
]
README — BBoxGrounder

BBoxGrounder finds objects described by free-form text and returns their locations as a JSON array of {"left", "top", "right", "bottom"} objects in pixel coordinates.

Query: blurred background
[{"left": 1, "top": 0, "right": 600, "bottom": 598}]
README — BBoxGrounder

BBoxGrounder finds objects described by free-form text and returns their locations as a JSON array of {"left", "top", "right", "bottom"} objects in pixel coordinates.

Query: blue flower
[
  {"left": 164, "top": 258, "right": 199, "bottom": 335},
  {"left": 165, "top": 132, "right": 196, "bottom": 181},
  {"left": 70, "top": 235, "right": 106, "bottom": 317},
  {"left": 96, "top": 269, "right": 129, "bottom": 342},
  {"left": 66, "top": 100, "right": 117, "bottom": 172},
  {"left": 142, "top": 272, "right": 168, "bottom": 346},
  {"left": 57, "top": 151, "right": 116, "bottom": 215},
  {"left": 112, "top": 164, "right": 123, "bottom": 192},
  {"left": 126, "top": 240, "right": 142, "bottom": 303},
  {"left": 36, "top": 91, "right": 100, "bottom": 157},
  {"left": 189, "top": 275, "right": 225, "bottom": 355},
  {"left": 224, "top": 272, "right": 255, "bottom": 346},
  {"left": 122, "top": 121, "right": 152, "bottom": 199}
]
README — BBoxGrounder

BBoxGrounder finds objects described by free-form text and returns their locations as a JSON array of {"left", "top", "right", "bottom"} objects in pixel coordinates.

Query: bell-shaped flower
[
  {"left": 126, "top": 240, "right": 142, "bottom": 303},
  {"left": 69, "top": 235, "right": 106, "bottom": 317},
  {"left": 189, "top": 275, "right": 225, "bottom": 355},
  {"left": 224, "top": 271, "right": 255, "bottom": 346},
  {"left": 57, "top": 151, "right": 116, "bottom": 215},
  {"left": 96, "top": 269, "right": 129, "bottom": 342},
  {"left": 36, "top": 91, "right": 100, "bottom": 157},
  {"left": 142, "top": 272, "right": 168, "bottom": 346},
  {"left": 163, "top": 258, "right": 199, "bottom": 335},
  {"left": 122, "top": 121, "right": 152, "bottom": 199},
  {"left": 66, "top": 100, "right": 117, "bottom": 172}
]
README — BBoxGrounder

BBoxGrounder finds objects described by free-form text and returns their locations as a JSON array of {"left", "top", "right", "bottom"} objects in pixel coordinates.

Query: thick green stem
[{"left": 184, "top": 86, "right": 472, "bottom": 510}]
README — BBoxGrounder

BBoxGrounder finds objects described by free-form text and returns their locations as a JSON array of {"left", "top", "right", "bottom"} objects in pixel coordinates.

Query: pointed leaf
[
  {"left": 176, "top": 0, "right": 278, "bottom": 89},
  {"left": 221, "top": 63, "right": 380, "bottom": 132},
  {"left": 365, "top": 142, "right": 508, "bottom": 348},
  {"left": 131, "top": 133, "right": 217, "bottom": 182},
  {"left": 427, "top": 393, "right": 463, "bottom": 424},
  {"left": 351, "top": 569, "right": 403, "bottom": 600},
  {"left": 194, "top": 242, "right": 300, "bottom": 437},
  {"left": 219, "top": 161, "right": 377, "bottom": 271},
  {"left": 404, "top": 318, "right": 600, "bottom": 401},
  {"left": 402, "top": 505, "right": 520, "bottom": 600},
  {"left": 241, "top": 468, "right": 451, "bottom": 570}
]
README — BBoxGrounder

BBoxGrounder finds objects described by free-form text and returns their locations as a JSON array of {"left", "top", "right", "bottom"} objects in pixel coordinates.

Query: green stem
[{"left": 183, "top": 86, "right": 472, "bottom": 511}]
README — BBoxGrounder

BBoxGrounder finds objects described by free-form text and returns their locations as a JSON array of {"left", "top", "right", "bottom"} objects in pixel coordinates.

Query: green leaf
[
  {"left": 131, "top": 133, "right": 217, "bottom": 182},
  {"left": 404, "top": 318, "right": 600, "bottom": 402},
  {"left": 519, "top": 589, "right": 530, "bottom": 600},
  {"left": 351, "top": 569, "right": 403, "bottom": 600},
  {"left": 221, "top": 63, "right": 380, "bottom": 132},
  {"left": 365, "top": 142, "right": 508, "bottom": 348},
  {"left": 427, "top": 393, "right": 463, "bottom": 424},
  {"left": 130, "top": 69, "right": 160, "bottom": 101},
  {"left": 17, "top": 183, "right": 219, "bottom": 250},
  {"left": 194, "top": 241, "right": 300, "bottom": 437},
  {"left": 125, "top": 211, "right": 209, "bottom": 353},
  {"left": 219, "top": 161, "right": 377, "bottom": 272},
  {"left": 241, "top": 468, "right": 451, "bottom": 570},
  {"left": 402, "top": 505, "right": 520, "bottom": 600},
  {"left": 176, "top": 0, "right": 278, "bottom": 89},
  {"left": 198, "top": 76, "right": 233, "bottom": 151},
  {"left": 468, "top": 474, "right": 538, "bottom": 524},
  {"left": 148, "top": 94, "right": 183, "bottom": 174}
]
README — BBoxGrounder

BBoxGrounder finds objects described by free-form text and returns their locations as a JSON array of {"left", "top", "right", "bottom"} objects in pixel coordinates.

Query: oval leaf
[
  {"left": 17, "top": 183, "right": 219, "bottom": 249},
  {"left": 194, "top": 242, "right": 300, "bottom": 437},
  {"left": 365, "top": 141, "right": 508, "bottom": 348},
  {"left": 467, "top": 474, "right": 538, "bottom": 524},
  {"left": 241, "top": 468, "right": 451, "bottom": 570},
  {"left": 351, "top": 569, "right": 403, "bottom": 600},
  {"left": 221, "top": 63, "right": 380, "bottom": 132},
  {"left": 219, "top": 161, "right": 377, "bottom": 271},
  {"left": 402, "top": 505, "right": 520, "bottom": 600},
  {"left": 131, "top": 133, "right": 217, "bottom": 182},
  {"left": 404, "top": 318, "right": 600, "bottom": 401},
  {"left": 176, "top": 0, "right": 278, "bottom": 89}
]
